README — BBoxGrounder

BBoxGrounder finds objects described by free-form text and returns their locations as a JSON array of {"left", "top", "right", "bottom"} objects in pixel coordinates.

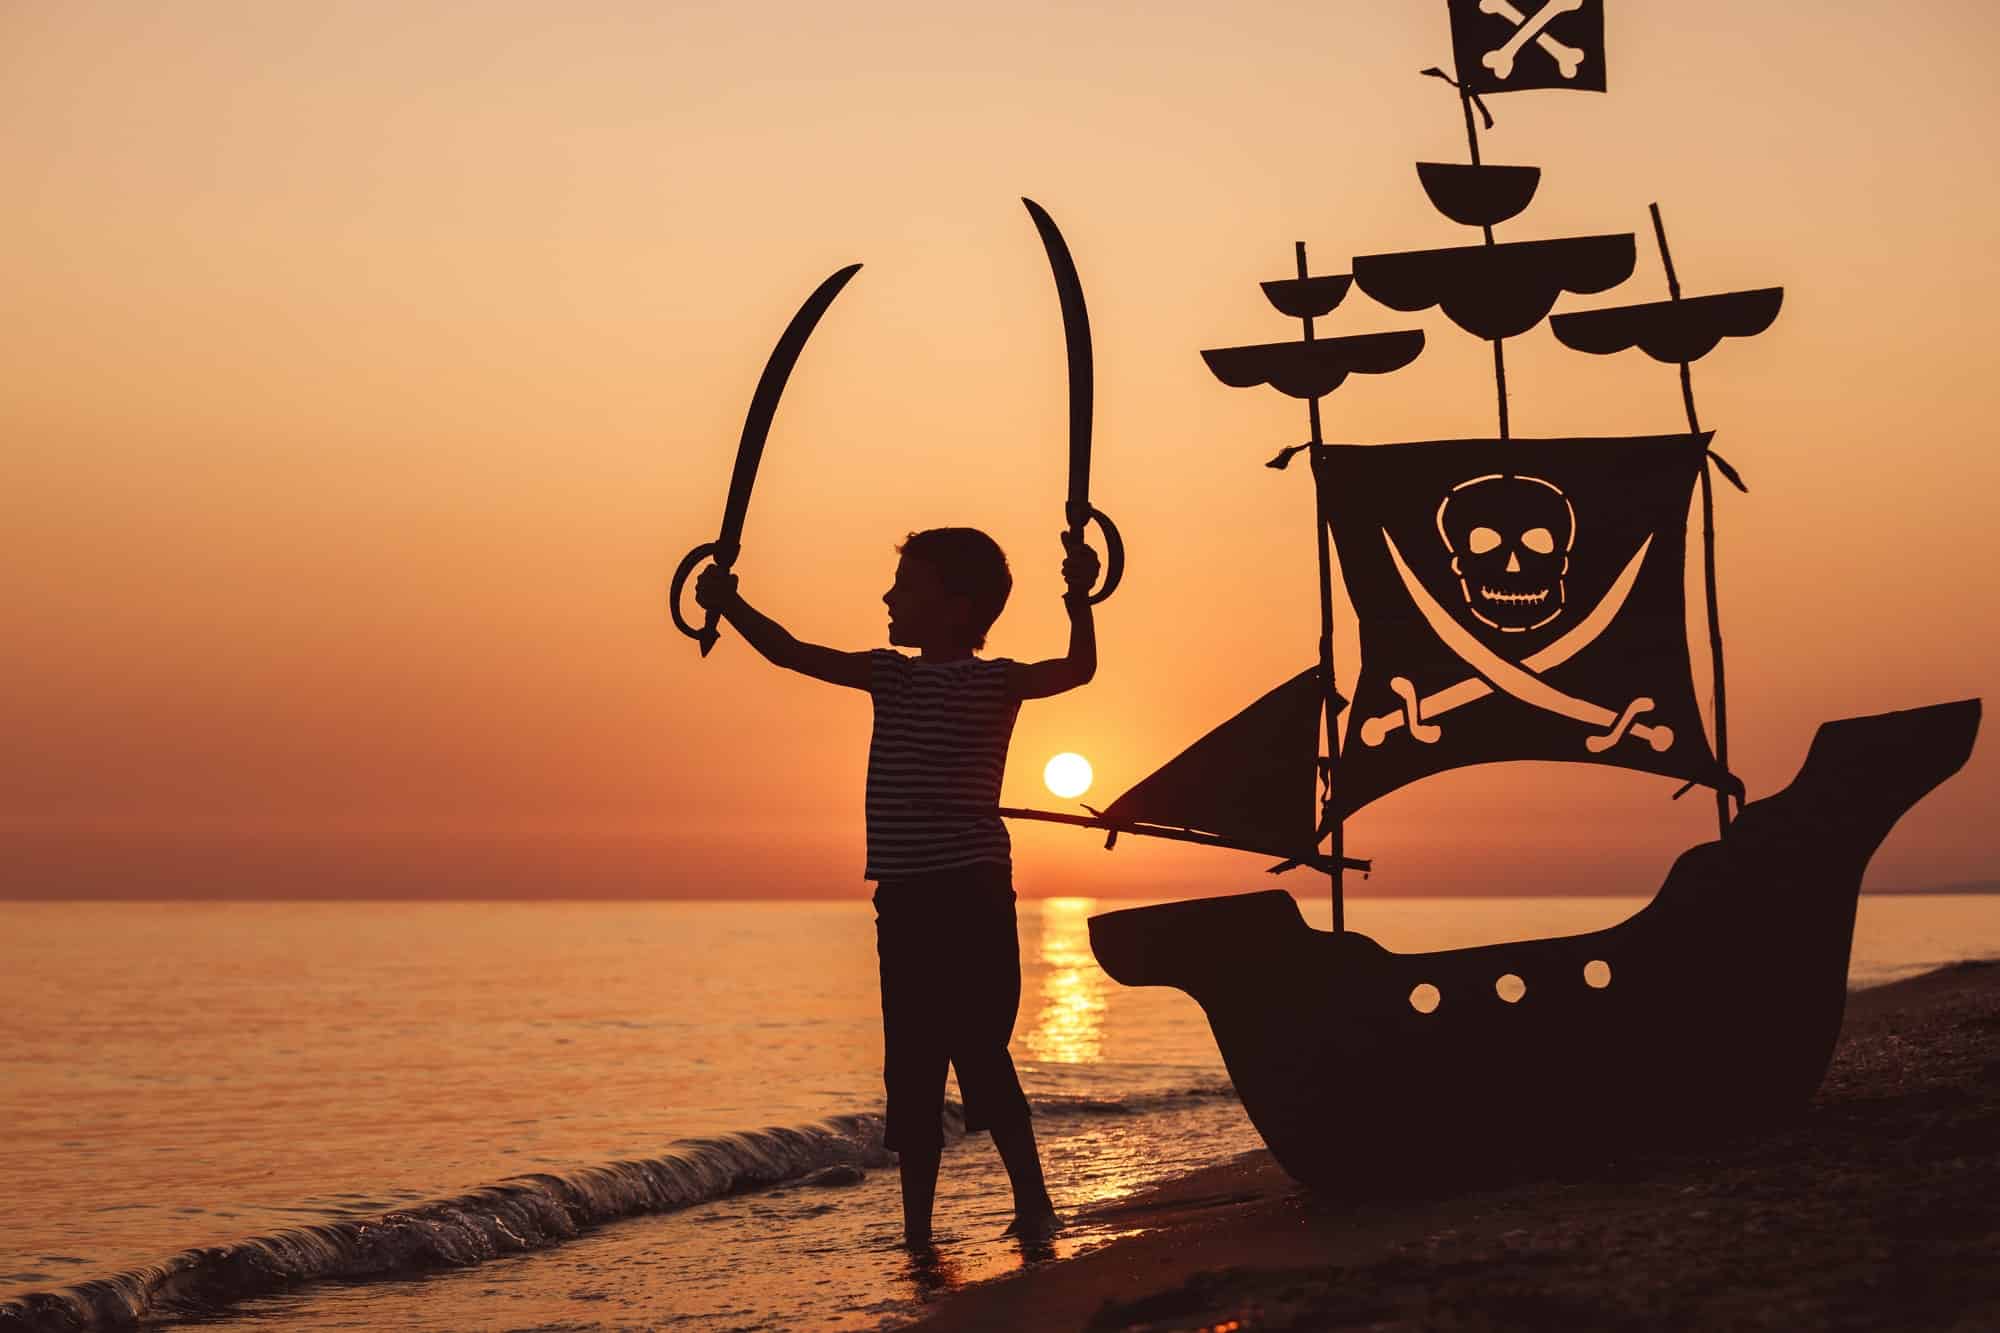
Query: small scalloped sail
[
  {"left": 1259, "top": 274, "right": 1354, "bottom": 321},
  {"left": 1551, "top": 287, "right": 1785, "bottom": 364},
  {"left": 1201, "top": 330, "right": 1426, "bottom": 400},
  {"left": 1415, "top": 162, "right": 1542, "bottom": 228},
  {"left": 1353, "top": 234, "right": 1635, "bottom": 341}
]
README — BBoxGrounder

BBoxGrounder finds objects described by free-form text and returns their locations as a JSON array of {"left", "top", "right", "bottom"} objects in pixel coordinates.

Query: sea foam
[{"left": 0, "top": 1111, "right": 932, "bottom": 1332}]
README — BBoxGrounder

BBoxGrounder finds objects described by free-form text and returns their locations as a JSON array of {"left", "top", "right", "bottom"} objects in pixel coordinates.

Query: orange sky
[{"left": 4, "top": 2, "right": 1996, "bottom": 900}]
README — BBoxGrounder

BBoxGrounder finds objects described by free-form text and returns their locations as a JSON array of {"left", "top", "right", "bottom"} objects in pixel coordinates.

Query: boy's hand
[
  {"left": 693, "top": 564, "right": 739, "bottom": 613},
  {"left": 1060, "top": 531, "right": 1100, "bottom": 599}
]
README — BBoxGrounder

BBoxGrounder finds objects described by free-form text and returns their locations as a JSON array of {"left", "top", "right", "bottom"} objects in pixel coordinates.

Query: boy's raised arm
[
  {"left": 1008, "top": 533, "right": 1099, "bottom": 701},
  {"left": 692, "top": 567, "right": 871, "bottom": 689}
]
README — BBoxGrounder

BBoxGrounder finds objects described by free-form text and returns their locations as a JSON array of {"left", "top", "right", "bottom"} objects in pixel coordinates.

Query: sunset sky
[{"left": 5, "top": 2, "right": 1995, "bottom": 901}]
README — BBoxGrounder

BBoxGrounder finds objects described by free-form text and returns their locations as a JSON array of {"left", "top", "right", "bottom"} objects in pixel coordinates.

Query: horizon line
[{"left": 5, "top": 884, "right": 1995, "bottom": 904}]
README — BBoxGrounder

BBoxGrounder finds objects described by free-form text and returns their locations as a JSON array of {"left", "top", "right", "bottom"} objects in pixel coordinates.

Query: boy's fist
[
  {"left": 693, "top": 564, "right": 739, "bottom": 612},
  {"left": 1060, "top": 531, "right": 1101, "bottom": 597}
]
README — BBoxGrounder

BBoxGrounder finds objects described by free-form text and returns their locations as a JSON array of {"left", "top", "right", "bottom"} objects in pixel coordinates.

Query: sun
[{"left": 1043, "top": 752, "right": 1093, "bottom": 799}]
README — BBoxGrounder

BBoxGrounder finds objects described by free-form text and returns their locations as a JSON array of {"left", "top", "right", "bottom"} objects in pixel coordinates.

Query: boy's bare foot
[{"left": 1001, "top": 1204, "right": 1061, "bottom": 1243}]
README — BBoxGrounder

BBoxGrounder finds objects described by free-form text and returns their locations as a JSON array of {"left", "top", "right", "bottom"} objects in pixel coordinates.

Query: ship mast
[
  {"left": 1649, "top": 202, "right": 1732, "bottom": 833},
  {"left": 1456, "top": 88, "right": 1511, "bottom": 439},
  {"left": 1294, "top": 240, "right": 1347, "bottom": 932},
  {"left": 1195, "top": 257, "right": 1423, "bottom": 927},
  {"left": 1543, "top": 205, "right": 1783, "bottom": 836}
]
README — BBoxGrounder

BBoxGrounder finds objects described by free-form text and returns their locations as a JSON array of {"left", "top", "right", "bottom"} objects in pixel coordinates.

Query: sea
[{"left": 4, "top": 894, "right": 1998, "bottom": 1331}]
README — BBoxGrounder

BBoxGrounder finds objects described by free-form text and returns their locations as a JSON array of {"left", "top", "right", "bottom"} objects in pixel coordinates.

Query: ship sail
[
  {"left": 1415, "top": 162, "right": 1541, "bottom": 228},
  {"left": 1201, "top": 330, "right": 1425, "bottom": 401},
  {"left": 1551, "top": 287, "right": 1785, "bottom": 363},
  {"left": 1319, "top": 431, "right": 1726, "bottom": 816},
  {"left": 1098, "top": 668, "right": 1330, "bottom": 861},
  {"left": 1352, "top": 234, "right": 1636, "bottom": 342}
]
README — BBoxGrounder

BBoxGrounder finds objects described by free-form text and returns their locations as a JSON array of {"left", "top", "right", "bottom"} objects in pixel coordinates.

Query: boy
[{"left": 693, "top": 527, "right": 1099, "bottom": 1247}]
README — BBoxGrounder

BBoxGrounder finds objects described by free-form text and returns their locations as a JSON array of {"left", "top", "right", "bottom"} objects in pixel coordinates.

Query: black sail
[
  {"left": 1317, "top": 434, "right": 1723, "bottom": 816},
  {"left": 1551, "top": 288, "right": 1785, "bottom": 364},
  {"left": 1202, "top": 330, "right": 1425, "bottom": 401},
  {"left": 1101, "top": 668, "right": 1328, "bottom": 860},
  {"left": 1352, "top": 235, "right": 1635, "bottom": 342}
]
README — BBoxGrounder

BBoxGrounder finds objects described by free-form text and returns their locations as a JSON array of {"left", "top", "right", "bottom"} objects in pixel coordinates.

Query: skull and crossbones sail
[
  {"left": 1320, "top": 432, "right": 1722, "bottom": 816},
  {"left": 1091, "top": 431, "right": 1723, "bottom": 847}
]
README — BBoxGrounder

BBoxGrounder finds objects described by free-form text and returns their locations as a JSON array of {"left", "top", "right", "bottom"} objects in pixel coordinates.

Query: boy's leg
[
  {"left": 897, "top": 1142, "right": 943, "bottom": 1248},
  {"left": 876, "top": 881, "right": 950, "bottom": 1247},
  {"left": 992, "top": 1118, "right": 1056, "bottom": 1233},
  {"left": 945, "top": 868, "right": 1057, "bottom": 1233}
]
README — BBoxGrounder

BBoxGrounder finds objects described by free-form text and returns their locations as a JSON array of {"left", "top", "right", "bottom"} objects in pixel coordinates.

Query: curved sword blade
[
  {"left": 1022, "top": 198, "right": 1094, "bottom": 521},
  {"left": 1524, "top": 535, "right": 1651, "bottom": 674},
  {"left": 714, "top": 262, "right": 863, "bottom": 560}
]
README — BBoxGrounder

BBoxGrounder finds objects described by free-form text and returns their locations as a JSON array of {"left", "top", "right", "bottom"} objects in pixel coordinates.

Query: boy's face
[{"left": 884, "top": 556, "right": 971, "bottom": 651}]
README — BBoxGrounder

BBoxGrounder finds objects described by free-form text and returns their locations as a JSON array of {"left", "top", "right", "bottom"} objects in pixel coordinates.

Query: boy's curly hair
[{"left": 898, "top": 528, "right": 1011, "bottom": 650}]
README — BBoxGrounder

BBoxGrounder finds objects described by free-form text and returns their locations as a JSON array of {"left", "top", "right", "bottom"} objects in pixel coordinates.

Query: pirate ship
[{"left": 999, "top": 0, "right": 1981, "bottom": 1187}]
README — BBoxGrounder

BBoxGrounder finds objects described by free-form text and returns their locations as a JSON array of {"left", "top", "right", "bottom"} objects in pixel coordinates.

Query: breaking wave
[
  {"left": 0, "top": 1078, "right": 1239, "bottom": 1331},
  {"left": 0, "top": 1112, "right": 924, "bottom": 1332}
]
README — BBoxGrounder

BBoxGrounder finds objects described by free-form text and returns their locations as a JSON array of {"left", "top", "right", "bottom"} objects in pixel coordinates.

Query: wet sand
[{"left": 910, "top": 960, "right": 2000, "bottom": 1331}]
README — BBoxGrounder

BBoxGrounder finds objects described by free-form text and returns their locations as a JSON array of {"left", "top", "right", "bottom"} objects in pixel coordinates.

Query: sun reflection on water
[{"left": 1022, "top": 898, "right": 1107, "bottom": 1066}]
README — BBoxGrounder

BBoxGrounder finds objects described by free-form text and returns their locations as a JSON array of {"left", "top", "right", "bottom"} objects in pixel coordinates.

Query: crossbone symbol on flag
[
  {"left": 1480, "top": 0, "right": 1586, "bottom": 80},
  {"left": 1448, "top": 0, "right": 1608, "bottom": 94}
]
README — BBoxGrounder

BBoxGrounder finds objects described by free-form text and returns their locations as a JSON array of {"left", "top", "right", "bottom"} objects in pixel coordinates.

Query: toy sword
[
  {"left": 1023, "top": 198, "right": 1124, "bottom": 604},
  {"left": 670, "top": 262, "right": 862, "bottom": 655}
]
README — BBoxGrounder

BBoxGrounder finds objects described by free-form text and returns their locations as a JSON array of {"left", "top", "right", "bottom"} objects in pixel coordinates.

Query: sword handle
[
  {"left": 669, "top": 541, "right": 726, "bottom": 656},
  {"left": 1067, "top": 503, "right": 1125, "bottom": 605}
]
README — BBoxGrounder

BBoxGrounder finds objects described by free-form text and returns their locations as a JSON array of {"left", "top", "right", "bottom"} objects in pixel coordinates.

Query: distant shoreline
[{"left": 5, "top": 885, "right": 1998, "bottom": 902}]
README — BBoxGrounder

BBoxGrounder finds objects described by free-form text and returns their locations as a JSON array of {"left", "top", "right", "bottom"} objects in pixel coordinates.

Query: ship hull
[{"left": 1087, "top": 700, "right": 1981, "bottom": 1189}]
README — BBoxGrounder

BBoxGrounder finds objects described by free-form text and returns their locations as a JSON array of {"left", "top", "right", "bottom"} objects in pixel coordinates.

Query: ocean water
[{"left": 3, "top": 894, "right": 1996, "bottom": 1331}]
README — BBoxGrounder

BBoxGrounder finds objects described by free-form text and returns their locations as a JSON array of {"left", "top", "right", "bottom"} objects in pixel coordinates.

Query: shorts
[{"left": 871, "top": 861, "right": 1032, "bottom": 1153}]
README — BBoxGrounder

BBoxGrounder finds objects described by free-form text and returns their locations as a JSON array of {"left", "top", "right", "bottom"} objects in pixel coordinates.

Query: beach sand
[{"left": 909, "top": 960, "right": 2000, "bottom": 1331}]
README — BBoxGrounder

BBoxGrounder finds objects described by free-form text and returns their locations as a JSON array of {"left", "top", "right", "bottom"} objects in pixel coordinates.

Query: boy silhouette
[{"left": 694, "top": 527, "right": 1099, "bottom": 1247}]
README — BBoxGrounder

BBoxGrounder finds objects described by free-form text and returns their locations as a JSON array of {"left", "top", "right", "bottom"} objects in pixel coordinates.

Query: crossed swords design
[
  {"left": 1358, "top": 531, "right": 1674, "bottom": 755},
  {"left": 1479, "top": 0, "right": 1587, "bottom": 82}
]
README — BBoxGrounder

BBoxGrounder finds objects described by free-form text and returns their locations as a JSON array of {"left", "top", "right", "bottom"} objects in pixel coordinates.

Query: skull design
[{"left": 1435, "top": 473, "right": 1574, "bottom": 632}]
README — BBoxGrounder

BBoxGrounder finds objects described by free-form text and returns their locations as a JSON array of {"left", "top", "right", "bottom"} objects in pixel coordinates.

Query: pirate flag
[
  {"left": 1318, "top": 433, "right": 1722, "bottom": 816},
  {"left": 1448, "top": 0, "right": 1607, "bottom": 95}
]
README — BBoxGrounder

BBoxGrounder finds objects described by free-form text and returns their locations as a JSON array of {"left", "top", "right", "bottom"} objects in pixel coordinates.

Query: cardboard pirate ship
[{"left": 1001, "top": 0, "right": 1982, "bottom": 1186}]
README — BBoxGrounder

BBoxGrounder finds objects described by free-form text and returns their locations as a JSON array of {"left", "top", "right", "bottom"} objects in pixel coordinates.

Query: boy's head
[{"left": 886, "top": 528, "right": 1011, "bottom": 652}]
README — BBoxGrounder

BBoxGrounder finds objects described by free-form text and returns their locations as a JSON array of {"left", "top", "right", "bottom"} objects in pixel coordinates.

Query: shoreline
[{"left": 908, "top": 959, "right": 2000, "bottom": 1331}]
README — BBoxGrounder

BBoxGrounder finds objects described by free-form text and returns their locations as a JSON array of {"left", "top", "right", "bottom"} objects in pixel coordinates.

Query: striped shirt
[{"left": 864, "top": 649, "right": 1020, "bottom": 879}]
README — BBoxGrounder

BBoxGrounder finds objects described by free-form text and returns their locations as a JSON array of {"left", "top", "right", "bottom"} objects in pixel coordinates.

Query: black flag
[
  {"left": 1448, "top": 0, "right": 1607, "bottom": 95},
  {"left": 1319, "top": 434, "right": 1720, "bottom": 816}
]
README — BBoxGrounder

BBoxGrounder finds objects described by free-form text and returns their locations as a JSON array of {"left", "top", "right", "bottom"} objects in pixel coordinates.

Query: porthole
[
  {"left": 1495, "top": 973, "right": 1526, "bottom": 1004},
  {"left": 1583, "top": 959, "right": 1612, "bottom": 989},
  {"left": 1409, "top": 983, "right": 1441, "bottom": 1014}
]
